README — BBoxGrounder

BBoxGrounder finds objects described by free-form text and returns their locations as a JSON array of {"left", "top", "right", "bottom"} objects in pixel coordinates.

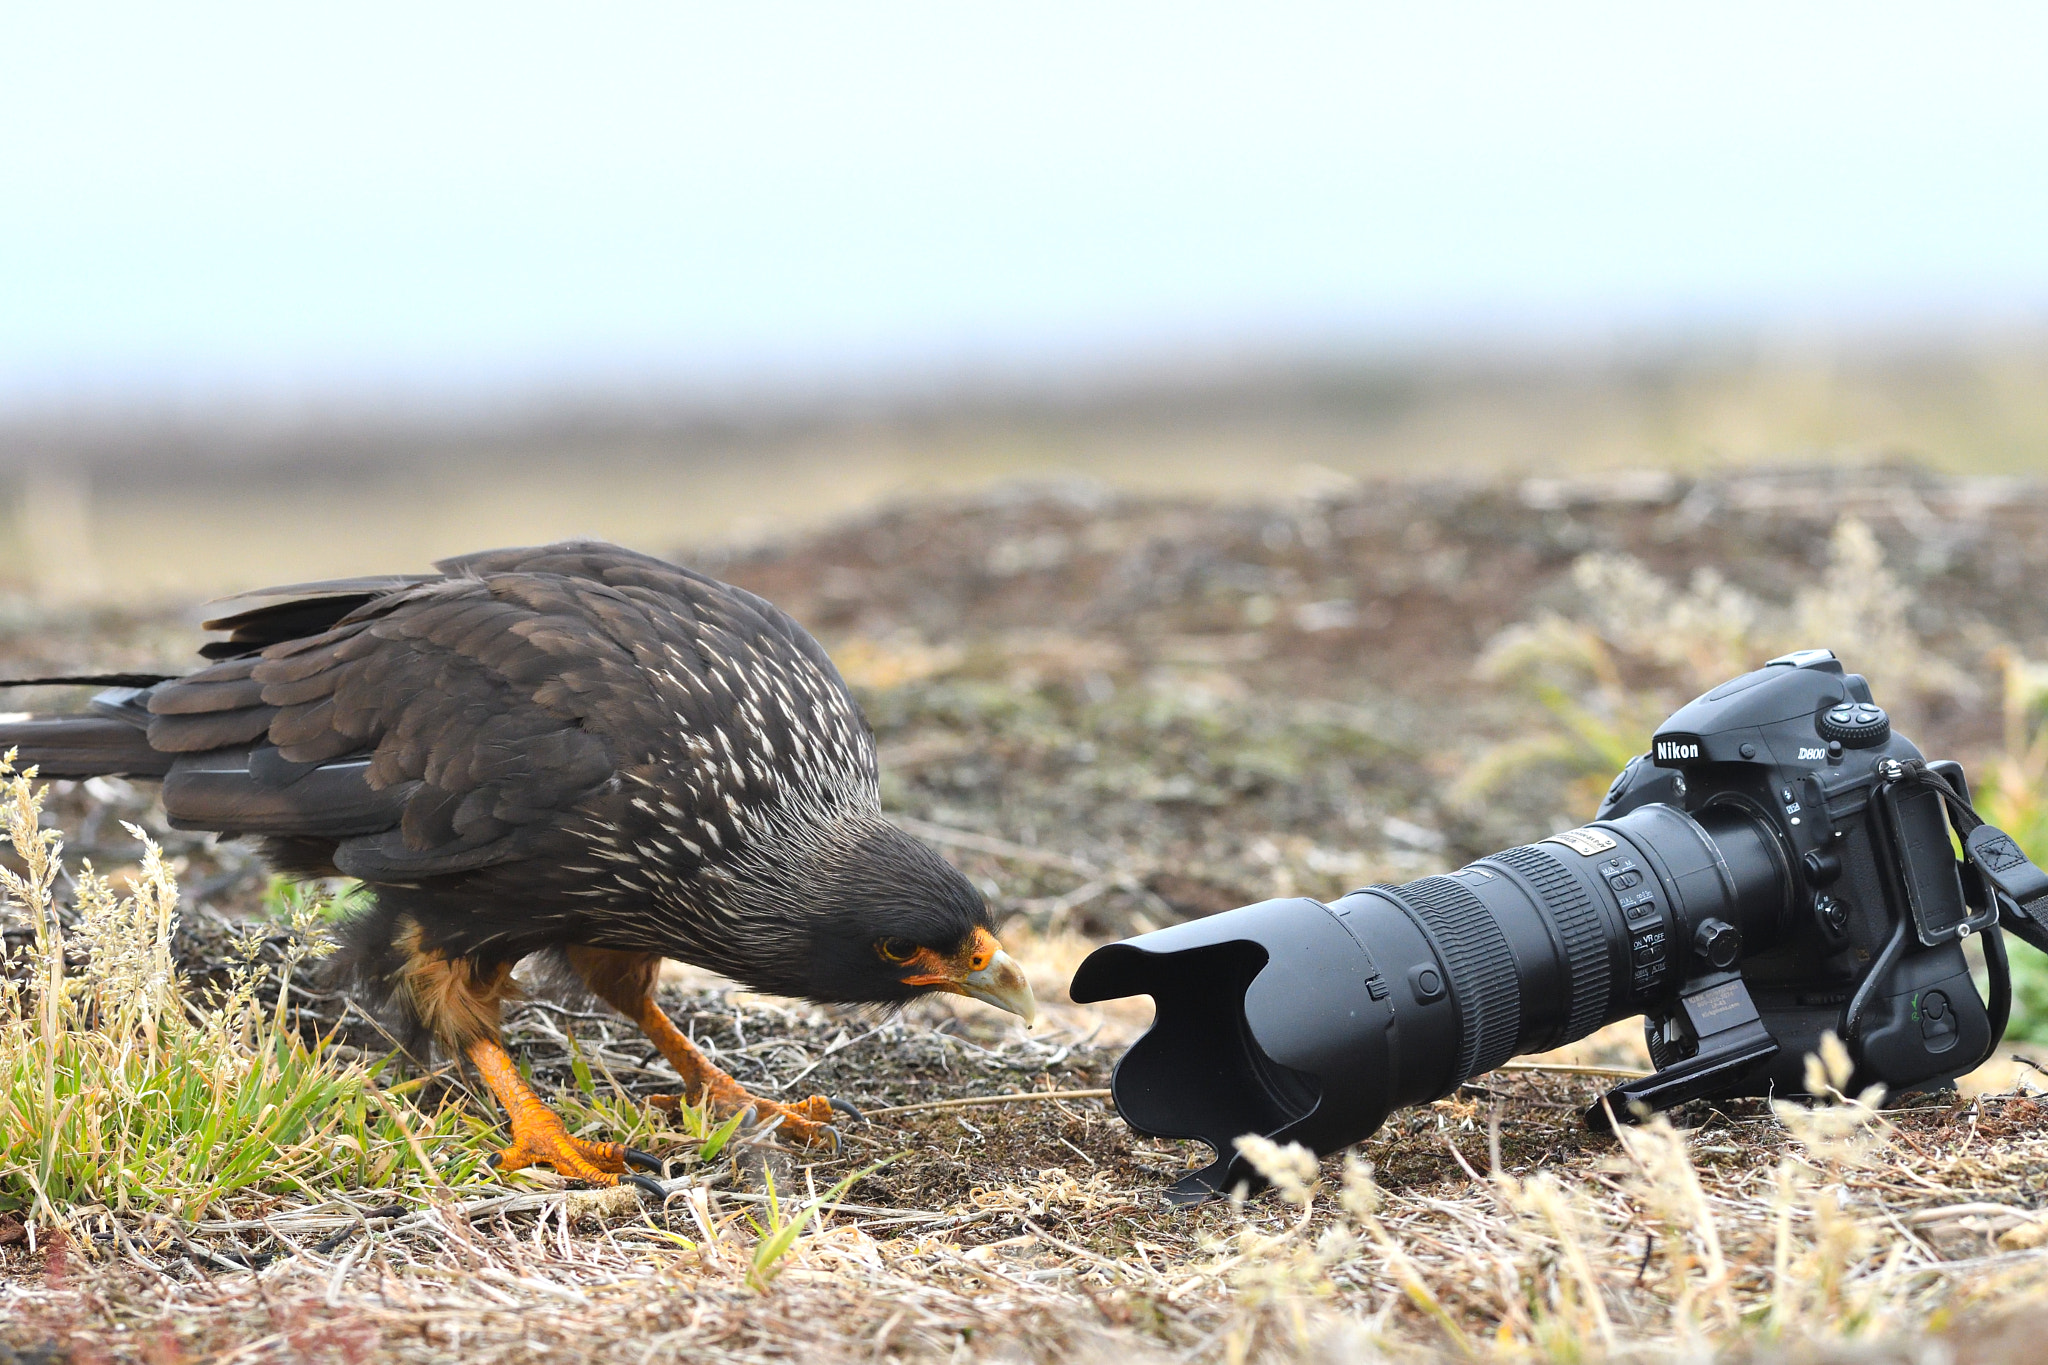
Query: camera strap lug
[{"left": 1587, "top": 971, "right": 1778, "bottom": 1130}]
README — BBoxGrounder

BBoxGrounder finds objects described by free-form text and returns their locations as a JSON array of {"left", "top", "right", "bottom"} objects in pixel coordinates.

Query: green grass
[
  {"left": 743, "top": 1162, "right": 878, "bottom": 1292},
  {"left": 0, "top": 760, "right": 487, "bottom": 1223},
  {"left": 0, "top": 756, "right": 834, "bottom": 1244},
  {"left": 1969, "top": 660, "right": 2048, "bottom": 1043},
  {"left": 534, "top": 1030, "right": 751, "bottom": 1163},
  {"left": 261, "top": 872, "right": 373, "bottom": 926}
]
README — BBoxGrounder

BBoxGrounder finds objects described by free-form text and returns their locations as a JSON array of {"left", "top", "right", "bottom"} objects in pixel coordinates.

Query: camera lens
[
  {"left": 1070, "top": 799, "right": 1791, "bottom": 1201},
  {"left": 1345, "top": 803, "right": 1784, "bottom": 1103}
]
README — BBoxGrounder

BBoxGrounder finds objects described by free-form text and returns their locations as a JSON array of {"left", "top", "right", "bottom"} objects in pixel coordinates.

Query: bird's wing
[
  {"left": 148, "top": 540, "right": 873, "bottom": 882},
  {"left": 206, "top": 540, "right": 852, "bottom": 697},
  {"left": 153, "top": 573, "right": 642, "bottom": 877},
  {"left": 198, "top": 576, "right": 443, "bottom": 659},
  {"left": 433, "top": 539, "right": 856, "bottom": 702}
]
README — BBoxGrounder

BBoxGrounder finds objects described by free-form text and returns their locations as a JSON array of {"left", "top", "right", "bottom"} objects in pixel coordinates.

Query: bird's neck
[{"left": 664, "top": 810, "right": 897, "bottom": 987}]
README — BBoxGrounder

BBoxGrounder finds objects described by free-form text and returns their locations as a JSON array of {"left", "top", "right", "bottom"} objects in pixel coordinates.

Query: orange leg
[
  {"left": 391, "top": 929, "right": 661, "bottom": 1192},
  {"left": 464, "top": 1037, "right": 664, "bottom": 1186},
  {"left": 567, "top": 947, "right": 850, "bottom": 1149},
  {"left": 633, "top": 996, "right": 845, "bottom": 1146}
]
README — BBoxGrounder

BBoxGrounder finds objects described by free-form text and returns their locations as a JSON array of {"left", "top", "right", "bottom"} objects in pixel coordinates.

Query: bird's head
[{"left": 791, "top": 822, "right": 1037, "bottom": 1025}]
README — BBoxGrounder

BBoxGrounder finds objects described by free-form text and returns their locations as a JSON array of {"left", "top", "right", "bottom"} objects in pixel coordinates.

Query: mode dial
[{"left": 1817, "top": 701, "right": 1890, "bottom": 749}]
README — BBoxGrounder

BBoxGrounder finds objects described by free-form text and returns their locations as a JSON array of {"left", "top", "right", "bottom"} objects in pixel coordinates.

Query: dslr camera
[{"left": 1073, "top": 650, "right": 2048, "bottom": 1201}]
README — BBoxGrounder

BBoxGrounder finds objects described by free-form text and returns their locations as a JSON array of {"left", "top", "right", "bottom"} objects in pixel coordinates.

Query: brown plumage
[{"left": 3, "top": 540, "right": 1035, "bottom": 1188}]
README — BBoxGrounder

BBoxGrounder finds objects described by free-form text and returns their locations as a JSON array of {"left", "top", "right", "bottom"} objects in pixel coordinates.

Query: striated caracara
[{"left": 0, "top": 540, "right": 1036, "bottom": 1191}]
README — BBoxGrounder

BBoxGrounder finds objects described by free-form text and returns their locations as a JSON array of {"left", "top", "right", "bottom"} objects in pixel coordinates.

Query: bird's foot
[
  {"left": 489, "top": 1106, "right": 666, "bottom": 1193},
  {"left": 465, "top": 1037, "right": 665, "bottom": 1193},
  {"left": 487, "top": 1113, "right": 663, "bottom": 1186},
  {"left": 490, "top": 1116, "right": 625, "bottom": 1180},
  {"left": 623, "top": 994, "right": 858, "bottom": 1150},
  {"left": 649, "top": 1088, "right": 845, "bottom": 1150}
]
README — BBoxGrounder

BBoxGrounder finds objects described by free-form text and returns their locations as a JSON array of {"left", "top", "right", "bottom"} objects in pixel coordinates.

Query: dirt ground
[{"left": 5, "top": 461, "right": 2048, "bottom": 1362}]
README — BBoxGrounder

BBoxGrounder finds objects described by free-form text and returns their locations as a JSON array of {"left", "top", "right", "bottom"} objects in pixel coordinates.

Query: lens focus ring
[
  {"left": 1488, "top": 845, "right": 1613, "bottom": 1041},
  {"left": 1385, "top": 875, "right": 1522, "bottom": 1085}
]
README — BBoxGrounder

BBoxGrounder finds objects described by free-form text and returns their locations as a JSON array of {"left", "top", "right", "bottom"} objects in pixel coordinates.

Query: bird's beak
[
  {"left": 960, "top": 948, "right": 1037, "bottom": 1027},
  {"left": 902, "top": 927, "right": 1038, "bottom": 1026}
]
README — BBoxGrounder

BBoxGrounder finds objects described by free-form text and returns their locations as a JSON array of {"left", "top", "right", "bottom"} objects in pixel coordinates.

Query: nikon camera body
[{"left": 1593, "top": 648, "right": 1993, "bottom": 1108}]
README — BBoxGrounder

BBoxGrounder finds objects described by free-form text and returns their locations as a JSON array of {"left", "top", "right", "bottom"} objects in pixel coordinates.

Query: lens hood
[{"left": 1071, "top": 895, "right": 1412, "bottom": 1202}]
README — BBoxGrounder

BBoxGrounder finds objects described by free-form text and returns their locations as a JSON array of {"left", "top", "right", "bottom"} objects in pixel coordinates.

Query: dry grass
[
  {"left": 2, "top": 792, "right": 2046, "bottom": 1363},
  {"left": 3, "top": 1048, "right": 2046, "bottom": 1365}
]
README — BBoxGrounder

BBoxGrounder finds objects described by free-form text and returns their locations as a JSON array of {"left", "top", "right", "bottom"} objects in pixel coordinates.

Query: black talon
[
  {"left": 827, "top": 1096, "right": 867, "bottom": 1124},
  {"left": 623, "top": 1173, "right": 669, "bottom": 1202},
  {"left": 623, "top": 1147, "right": 664, "bottom": 1173}
]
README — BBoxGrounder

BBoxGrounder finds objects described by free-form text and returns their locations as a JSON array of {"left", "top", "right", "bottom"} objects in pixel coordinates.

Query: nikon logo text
[{"left": 1655, "top": 740, "right": 1700, "bottom": 762}]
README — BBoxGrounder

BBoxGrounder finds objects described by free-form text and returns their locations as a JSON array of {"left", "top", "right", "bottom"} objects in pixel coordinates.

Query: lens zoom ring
[
  {"left": 1391, "top": 875, "right": 1522, "bottom": 1081},
  {"left": 1490, "top": 845, "right": 1612, "bottom": 1040}
]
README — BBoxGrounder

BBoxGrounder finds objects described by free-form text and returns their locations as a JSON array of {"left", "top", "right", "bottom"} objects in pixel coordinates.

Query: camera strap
[{"left": 1878, "top": 757, "right": 2048, "bottom": 957}]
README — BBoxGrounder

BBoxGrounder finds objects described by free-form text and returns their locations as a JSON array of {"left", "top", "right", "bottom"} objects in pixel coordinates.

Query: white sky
[{"left": 4, "top": 3, "right": 2046, "bottom": 408}]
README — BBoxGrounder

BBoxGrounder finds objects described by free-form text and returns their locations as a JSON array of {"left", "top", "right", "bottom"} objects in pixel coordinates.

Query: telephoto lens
[
  {"left": 1071, "top": 649, "right": 2003, "bottom": 1203},
  {"left": 1070, "top": 804, "right": 1788, "bottom": 1201}
]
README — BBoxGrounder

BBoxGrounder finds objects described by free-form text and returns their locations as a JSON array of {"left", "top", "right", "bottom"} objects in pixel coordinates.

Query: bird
[{"left": 0, "top": 540, "right": 1035, "bottom": 1192}]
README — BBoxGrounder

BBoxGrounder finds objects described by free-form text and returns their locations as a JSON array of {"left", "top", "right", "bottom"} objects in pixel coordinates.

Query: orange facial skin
[{"left": 898, "top": 925, "right": 1001, "bottom": 987}]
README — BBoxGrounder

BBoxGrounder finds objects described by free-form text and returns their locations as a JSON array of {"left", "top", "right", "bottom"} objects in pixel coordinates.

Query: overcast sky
[{"left": 4, "top": 4, "right": 2046, "bottom": 410}]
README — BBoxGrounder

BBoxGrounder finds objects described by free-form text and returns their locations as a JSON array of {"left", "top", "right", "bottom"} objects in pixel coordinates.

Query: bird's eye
[{"left": 876, "top": 937, "right": 919, "bottom": 965}]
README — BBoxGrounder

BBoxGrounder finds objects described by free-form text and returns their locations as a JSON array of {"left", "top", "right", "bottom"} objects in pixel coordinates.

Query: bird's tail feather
[{"left": 0, "top": 715, "right": 172, "bottom": 779}]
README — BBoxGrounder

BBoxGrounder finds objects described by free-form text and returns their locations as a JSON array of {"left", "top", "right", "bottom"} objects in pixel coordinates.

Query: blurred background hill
[
  {"left": 8, "top": 341, "right": 2048, "bottom": 598},
  {"left": 5, "top": 5, "right": 2048, "bottom": 598}
]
